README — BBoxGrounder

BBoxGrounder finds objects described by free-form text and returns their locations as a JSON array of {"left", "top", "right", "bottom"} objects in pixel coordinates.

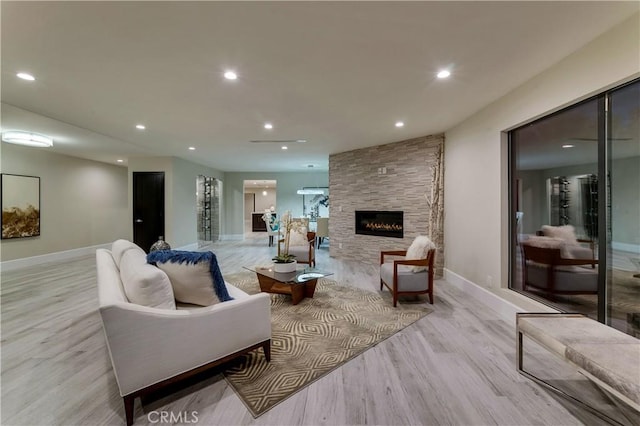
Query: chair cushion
[
  {"left": 119, "top": 249, "right": 176, "bottom": 309},
  {"left": 380, "top": 262, "right": 429, "bottom": 292},
  {"left": 147, "top": 250, "right": 233, "bottom": 306},
  {"left": 288, "top": 245, "right": 310, "bottom": 262},
  {"left": 405, "top": 235, "right": 435, "bottom": 272}
]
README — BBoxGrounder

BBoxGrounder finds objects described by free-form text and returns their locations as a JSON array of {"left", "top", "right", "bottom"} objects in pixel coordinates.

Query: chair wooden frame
[
  {"left": 380, "top": 248, "right": 435, "bottom": 307},
  {"left": 520, "top": 243, "right": 597, "bottom": 295},
  {"left": 278, "top": 231, "right": 316, "bottom": 267}
]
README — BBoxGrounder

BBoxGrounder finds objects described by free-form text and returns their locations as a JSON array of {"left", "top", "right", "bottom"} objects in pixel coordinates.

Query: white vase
[{"left": 274, "top": 260, "right": 297, "bottom": 273}]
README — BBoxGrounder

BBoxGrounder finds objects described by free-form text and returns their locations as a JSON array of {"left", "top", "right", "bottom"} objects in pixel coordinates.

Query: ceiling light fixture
[
  {"left": 562, "top": 144, "right": 575, "bottom": 148},
  {"left": 188, "top": 146, "right": 196, "bottom": 150},
  {"left": 281, "top": 146, "right": 288, "bottom": 150},
  {"left": 17, "top": 72, "right": 35, "bottom": 81},
  {"left": 264, "top": 123, "right": 273, "bottom": 130},
  {"left": 437, "top": 70, "right": 451, "bottom": 79},
  {"left": 395, "top": 121, "right": 404, "bottom": 128},
  {"left": 2, "top": 130, "right": 53, "bottom": 147},
  {"left": 297, "top": 139, "right": 307, "bottom": 143},
  {"left": 262, "top": 190, "right": 268, "bottom": 196},
  {"left": 136, "top": 124, "right": 146, "bottom": 130},
  {"left": 117, "top": 159, "right": 124, "bottom": 163},
  {"left": 297, "top": 188, "right": 325, "bottom": 195},
  {"left": 224, "top": 70, "right": 238, "bottom": 80}
]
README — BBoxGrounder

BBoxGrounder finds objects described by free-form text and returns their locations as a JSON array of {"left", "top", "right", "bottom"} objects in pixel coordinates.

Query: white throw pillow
[
  {"left": 156, "top": 261, "right": 223, "bottom": 306},
  {"left": 119, "top": 249, "right": 176, "bottom": 309},
  {"left": 405, "top": 235, "right": 436, "bottom": 272},
  {"left": 541, "top": 225, "right": 579, "bottom": 246},
  {"left": 147, "top": 251, "right": 233, "bottom": 307},
  {"left": 112, "top": 239, "right": 144, "bottom": 268}
]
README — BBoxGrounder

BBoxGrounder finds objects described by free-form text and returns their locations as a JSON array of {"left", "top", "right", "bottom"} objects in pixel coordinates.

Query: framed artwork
[
  {"left": 302, "top": 187, "right": 329, "bottom": 221},
  {"left": 1, "top": 174, "right": 41, "bottom": 239}
]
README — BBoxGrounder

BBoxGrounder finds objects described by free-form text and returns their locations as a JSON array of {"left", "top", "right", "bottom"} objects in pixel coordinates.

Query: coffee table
[{"left": 244, "top": 266, "right": 333, "bottom": 305}]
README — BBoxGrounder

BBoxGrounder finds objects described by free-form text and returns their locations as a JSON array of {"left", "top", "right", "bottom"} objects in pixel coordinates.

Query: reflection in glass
[
  {"left": 608, "top": 81, "right": 640, "bottom": 337},
  {"left": 510, "top": 78, "right": 640, "bottom": 337},
  {"left": 511, "top": 98, "right": 600, "bottom": 320}
]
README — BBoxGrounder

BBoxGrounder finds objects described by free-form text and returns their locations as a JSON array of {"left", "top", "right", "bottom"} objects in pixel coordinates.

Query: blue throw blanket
[{"left": 147, "top": 250, "right": 233, "bottom": 302}]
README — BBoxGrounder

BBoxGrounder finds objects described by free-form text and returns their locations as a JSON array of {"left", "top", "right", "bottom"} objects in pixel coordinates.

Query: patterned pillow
[
  {"left": 288, "top": 227, "right": 309, "bottom": 247},
  {"left": 147, "top": 251, "right": 233, "bottom": 306}
]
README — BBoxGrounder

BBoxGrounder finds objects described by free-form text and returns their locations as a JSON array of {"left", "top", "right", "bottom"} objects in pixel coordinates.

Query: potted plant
[{"left": 272, "top": 210, "right": 297, "bottom": 272}]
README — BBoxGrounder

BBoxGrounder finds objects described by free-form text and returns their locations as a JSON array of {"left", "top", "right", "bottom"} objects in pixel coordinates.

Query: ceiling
[{"left": 2, "top": 2, "right": 638, "bottom": 172}]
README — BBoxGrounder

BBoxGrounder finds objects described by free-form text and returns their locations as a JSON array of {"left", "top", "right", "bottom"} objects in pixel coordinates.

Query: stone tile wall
[{"left": 329, "top": 134, "right": 444, "bottom": 276}]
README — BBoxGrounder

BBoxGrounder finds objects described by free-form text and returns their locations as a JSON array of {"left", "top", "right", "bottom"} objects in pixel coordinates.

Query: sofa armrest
[{"left": 100, "top": 292, "right": 271, "bottom": 396}]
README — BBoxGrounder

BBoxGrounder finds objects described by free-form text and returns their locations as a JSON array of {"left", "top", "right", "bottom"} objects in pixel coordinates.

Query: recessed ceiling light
[
  {"left": 262, "top": 190, "right": 268, "bottom": 196},
  {"left": 224, "top": 70, "right": 238, "bottom": 80},
  {"left": 281, "top": 146, "right": 288, "bottom": 150},
  {"left": 264, "top": 123, "right": 273, "bottom": 130},
  {"left": 297, "top": 139, "right": 307, "bottom": 143},
  {"left": 2, "top": 130, "right": 52, "bottom": 147},
  {"left": 116, "top": 159, "right": 124, "bottom": 163},
  {"left": 437, "top": 70, "right": 451, "bottom": 79},
  {"left": 17, "top": 72, "right": 35, "bottom": 81},
  {"left": 188, "top": 146, "right": 196, "bottom": 150},
  {"left": 562, "top": 144, "right": 575, "bottom": 148},
  {"left": 395, "top": 121, "right": 404, "bottom": 128},
  {"left": 136, "top": 124, "right": 146, "bottom": 130}
]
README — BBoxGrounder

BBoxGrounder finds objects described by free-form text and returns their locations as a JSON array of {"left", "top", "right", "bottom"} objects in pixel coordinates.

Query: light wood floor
[{"left": 1, "top": 233, "right": 626, "bottom": 425}]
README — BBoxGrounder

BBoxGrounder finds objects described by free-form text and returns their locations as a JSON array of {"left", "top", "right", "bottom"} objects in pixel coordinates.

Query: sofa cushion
[
  {"left": 405, "top": 235, "right": 435, "bottom": 272},
  {"left": 112, "top": 239, "right": 145, "bottom": 267},
  {"left": 147, "top": 250, "right": 233, "bottom": 307},
  {"left": 119, "top": 249, "right": 176, "bottom": 309}
]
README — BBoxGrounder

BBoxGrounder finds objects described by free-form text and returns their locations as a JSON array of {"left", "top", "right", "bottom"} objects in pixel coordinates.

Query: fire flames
[{"left": 364, "top": 222, "right": 403, "bottom": 232}]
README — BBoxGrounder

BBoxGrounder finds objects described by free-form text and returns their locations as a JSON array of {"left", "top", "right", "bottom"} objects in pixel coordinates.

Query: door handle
[{"left": 135, "top": 219, "right": 143, "bottom": 223}]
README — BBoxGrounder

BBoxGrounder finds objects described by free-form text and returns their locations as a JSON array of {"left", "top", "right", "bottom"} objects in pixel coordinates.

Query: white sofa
[{"left": 97, "top": 241, "right": 271, "bottom": 426}]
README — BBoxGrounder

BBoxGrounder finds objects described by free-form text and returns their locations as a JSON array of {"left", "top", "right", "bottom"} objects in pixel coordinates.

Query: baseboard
[
  {"left": 612, "top": 241, "right": 640, "bottom": 254},
  {"left": 1, "top": 243, "right": 111, "bottom": 272},
  {"left": 443, "top": 268, "right": 556, "bottom": 325},
  {"left": 220, "top": 234, "right": 244, "bottom": 241},
  {"left": 175, "top": 242, "right": 199, "bottom": 251}
]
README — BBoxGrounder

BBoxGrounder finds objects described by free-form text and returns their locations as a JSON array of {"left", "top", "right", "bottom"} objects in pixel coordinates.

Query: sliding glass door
[
  {"left": 509, "top": 78, "right": 639, "bottom": 336},
  {"left": 606, "top": 81, "right": 640, "bottom": 336}
]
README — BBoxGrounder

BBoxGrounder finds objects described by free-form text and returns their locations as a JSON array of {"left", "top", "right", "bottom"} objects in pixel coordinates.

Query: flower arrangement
[{"left": 272, "top": 210, "right": 296, "bottom": 263}]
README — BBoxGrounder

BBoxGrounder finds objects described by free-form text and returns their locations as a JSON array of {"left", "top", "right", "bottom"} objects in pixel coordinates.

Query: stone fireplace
[{"left": 355, "top": 210, "right": 403, "bottom": 238}]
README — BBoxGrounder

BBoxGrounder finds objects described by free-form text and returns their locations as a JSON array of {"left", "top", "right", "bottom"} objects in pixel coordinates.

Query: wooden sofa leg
[
  {"left": 123, "top": 395, "right": 135, "bottom": 426},
  {"left": 263, "top": 339, "right": 271, "bottom": 362}
]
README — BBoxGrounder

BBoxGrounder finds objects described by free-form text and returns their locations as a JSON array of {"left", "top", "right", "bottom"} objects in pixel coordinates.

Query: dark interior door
[{"left": 133, "top": 172, "right": 165, "bottom": 252}]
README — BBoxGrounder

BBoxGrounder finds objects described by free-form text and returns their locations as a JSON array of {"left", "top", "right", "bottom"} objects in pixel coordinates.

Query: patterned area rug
[{"left": 223, "top": 273, "right": 432, "bottom": 417}]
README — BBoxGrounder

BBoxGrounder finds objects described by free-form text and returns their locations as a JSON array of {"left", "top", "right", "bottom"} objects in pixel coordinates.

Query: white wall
[
  {"left": 0, "top": 143, "right": 128, "bottom": 261},
  {"left": 128, "top": 157, "right": 223, "bottom": 249},
  {"left": 444, "top": 14, "right": 640, "bottom": 305}
]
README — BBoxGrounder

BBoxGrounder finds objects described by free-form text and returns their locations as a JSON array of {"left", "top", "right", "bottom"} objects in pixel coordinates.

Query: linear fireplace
[{"left": 355, "top": 210, "right": 403, "bottom": 238}]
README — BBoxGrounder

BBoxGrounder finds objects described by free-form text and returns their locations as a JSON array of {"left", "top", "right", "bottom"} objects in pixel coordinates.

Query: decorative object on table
[
  {"left": 272, "top": 210, "right": 297, "bottom": 272},
  {"left": 149, "top": 236, "right": 171, "bottom": 252},
  {"left": 223, "top": 272, "right": 432, "bottom": 417},
  {"left": 1, "top": 173, "right": 40, "bottom": 239},
  {"left": 262, "top": 208, "right": 279, "bottom": 246}
]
